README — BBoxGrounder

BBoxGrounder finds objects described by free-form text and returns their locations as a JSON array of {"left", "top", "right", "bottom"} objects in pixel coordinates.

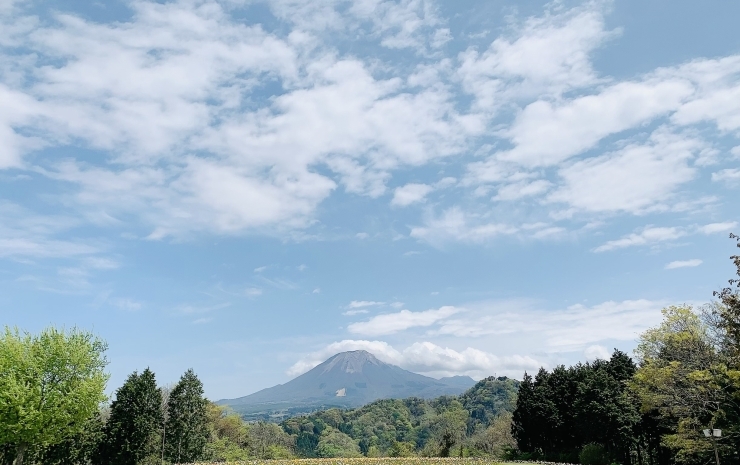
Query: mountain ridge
[{"left": 218, "top": 350, "right": 476, "bottom": 415}]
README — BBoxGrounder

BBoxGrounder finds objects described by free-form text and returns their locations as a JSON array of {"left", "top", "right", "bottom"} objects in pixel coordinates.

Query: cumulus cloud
[
  {"left": 347, "top": 306, "right": 461, "bottom": 336},
  {"left": 391, "top": 183, "right": 433, "bottom": 207},
  {"left": 665, "top": 259, "right": 702, "bottom": 269},
  {"left": 457, "top": 2, "right": 616, "bottom": 109},
  {"left": 548, "top": 130, "right": 700, "bottom": 214},
  {"left": 0, "top": 0, "right": 738, "bottom": 251},
  {"left": 287, "top": 339, "right": 541, "bottom": 378},
  {"left": 0, "top": 0, "right": 476, "bottom": 239},
  {"left": 584, "top": 345, "right": 610, "bottom": 361},
  {"left": 497, "top": 81, "right": 693, "bottom": 168}
]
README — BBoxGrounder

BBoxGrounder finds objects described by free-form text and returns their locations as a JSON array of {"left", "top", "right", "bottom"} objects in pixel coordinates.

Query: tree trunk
[{"left": 12, "top": 443, "right": 27, "bottom": 465}]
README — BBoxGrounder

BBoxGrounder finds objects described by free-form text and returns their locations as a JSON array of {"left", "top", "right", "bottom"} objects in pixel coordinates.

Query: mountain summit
[{"left": 219, "top": 350, "right": 475, "bottom": 416}]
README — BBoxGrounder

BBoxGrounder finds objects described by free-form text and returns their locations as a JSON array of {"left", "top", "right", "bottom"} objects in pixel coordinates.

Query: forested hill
[{"left": 281, "top": 376, "right": 519, "bottom": 458}]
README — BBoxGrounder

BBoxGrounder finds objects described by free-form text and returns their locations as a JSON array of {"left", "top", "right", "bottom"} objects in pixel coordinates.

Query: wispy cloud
[
  {"left": 348, "top": 306, "right": 462, "bottom": 336},
  {"left": 177, "top": 302, "right": 231, "bottom": 315},
  {"left": 665, "top": 259, "right": 703, "bottom": 269},
  {"left": 594, "top": 226, "right": 685, "bottom": 252}
]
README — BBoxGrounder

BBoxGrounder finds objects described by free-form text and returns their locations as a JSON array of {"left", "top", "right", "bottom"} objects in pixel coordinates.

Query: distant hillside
[
  {"left": 460, "top": 376, "right": 520, "bottom": 429},
  {"left": 218, "top": 350, "right": 476, "bottom": 418},
  {"left": 281, "top": 375, "right": 520, "bottom": 457}
]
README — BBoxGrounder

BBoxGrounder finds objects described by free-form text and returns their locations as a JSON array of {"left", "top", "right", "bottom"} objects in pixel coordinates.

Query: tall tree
[
  {"left": 97, "top": 368, "right": 163, "bottom": 465},
  {"left": 164, "top": 369, "right": 209, "bottom": 464},
  {"left": 0, "top": 327, "right": 108, "bottom": 465}
]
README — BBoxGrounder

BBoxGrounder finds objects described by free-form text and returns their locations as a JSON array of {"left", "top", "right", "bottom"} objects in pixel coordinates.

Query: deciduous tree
[{"left": 0, "top": 327, "right": 108, "bottom": 465}]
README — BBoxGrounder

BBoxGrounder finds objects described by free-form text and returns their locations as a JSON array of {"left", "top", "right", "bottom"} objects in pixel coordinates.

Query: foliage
[
  {"left": 249, "top": 422, "right": 295, "bottom": 459},
  {"left": 165, "top": 369, "right": 210, "bottom": 464},
  {"left": 0, "top": 326, "right": 108, "bottom": 465},
  {"left": 203, "top": 403, "right": 250, "bottom": 462},
  {"left": 316, "top": 428, "right": 362, "bottom": 458},
  {"left": 280, "top": 379, "right": 518, "bottom": 459},
  {"left": 459, "top": 376, "right": 519, "bottom": 432},
  {"left": 512, "top": 350, "right": 640, "bottom": 464},
  {"left": 96, "top": 368, "right": 163, "bottom": 465},
  {"left": 580, "top": 443, "right": 609, "bottom": 465},
  {"left": 468, "top": 412, "right": 516, "bottom": 458}
]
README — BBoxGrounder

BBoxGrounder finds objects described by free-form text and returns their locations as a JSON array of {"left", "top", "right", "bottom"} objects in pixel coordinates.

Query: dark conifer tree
[
  {"left": 96, "top": 368, "right": 163, "bottom": 465},
  {"left": 511, "top": 372, "right": 537, "bottom": 454},
  {"left": 165, "top": 369, "right": 209, "bottom": 464}
]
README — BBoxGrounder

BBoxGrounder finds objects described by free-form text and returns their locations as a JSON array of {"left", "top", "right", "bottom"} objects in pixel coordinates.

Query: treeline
[
  {"left": 0, "top": 362, "right": 211, "bottom": 465},
  {"left": 279, "top": 376, "right": 519, "bottom": 458},
  {"left": 511, "top": 233, "right": 740, "bottom": 465},
  {"left": 0, "top": 328, "right": 519, "bottom": 464}
]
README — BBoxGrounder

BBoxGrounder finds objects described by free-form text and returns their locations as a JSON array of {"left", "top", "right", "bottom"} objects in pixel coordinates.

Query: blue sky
[{"left": 0, "top": 0, "right": 738, "bottom": 400}]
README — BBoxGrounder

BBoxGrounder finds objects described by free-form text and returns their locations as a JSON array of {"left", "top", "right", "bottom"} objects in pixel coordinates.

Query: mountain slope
[{"left": 219, "top": 350, "right": 475, "bottom": 414}]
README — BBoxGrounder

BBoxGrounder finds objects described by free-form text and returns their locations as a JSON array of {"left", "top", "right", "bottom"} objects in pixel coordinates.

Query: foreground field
[{"left": 187, "top": 459, "right": 516, "bottom": 465}]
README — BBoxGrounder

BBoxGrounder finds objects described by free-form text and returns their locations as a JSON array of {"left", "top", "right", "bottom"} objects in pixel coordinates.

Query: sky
[{"left": 0, "top": 0, "right": 738, "bottom": 401}]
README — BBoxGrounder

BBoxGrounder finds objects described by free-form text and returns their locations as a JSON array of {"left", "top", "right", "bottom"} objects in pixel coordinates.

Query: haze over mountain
[{"left": 219, "top": 350, "right": 475, "bottom": 415}]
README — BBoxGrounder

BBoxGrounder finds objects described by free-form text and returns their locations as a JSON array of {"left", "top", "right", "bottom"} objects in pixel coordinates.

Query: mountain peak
[
  {"left": 218, "top": 349, "right": 476, "bottom": 416},
  {"left": 322, "top": 350, "right": 382, "bottom": 374}
]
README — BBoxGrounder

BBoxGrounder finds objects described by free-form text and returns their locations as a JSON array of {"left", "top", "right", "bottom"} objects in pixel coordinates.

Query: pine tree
[
  {"left": 165, "top": 369, "right": 209, "bottom": 464},
  {"left": 97, "top": 368, "right": 163, "bottom": 465}
]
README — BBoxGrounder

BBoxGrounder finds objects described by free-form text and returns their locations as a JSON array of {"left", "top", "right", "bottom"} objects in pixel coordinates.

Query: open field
[{"left": 186, "top": 459, "right": 518, "bottom": 465}]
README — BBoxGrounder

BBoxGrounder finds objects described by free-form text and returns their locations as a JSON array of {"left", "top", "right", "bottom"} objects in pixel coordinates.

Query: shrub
[{"left": 580, "top": 443, "right": 609, "bottom": 465}]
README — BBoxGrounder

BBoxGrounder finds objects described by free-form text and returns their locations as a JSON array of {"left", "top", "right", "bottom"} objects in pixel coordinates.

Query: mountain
[{"left": 218, "top": 350, "right": 476, "bottom": 417}]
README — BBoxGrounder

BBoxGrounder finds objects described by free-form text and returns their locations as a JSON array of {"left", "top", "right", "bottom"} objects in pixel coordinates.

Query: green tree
[
  {"left": 469, "top": 411, "right": 516, "bottom": 457},
  {"left": 0, "top": 327, "right": 108, "bottom": 465},
  {"left": 316, "top": 428, "right": 362, "bottom": 458},
  {"left": 203, "top": 403, "right": 250, "bottom": 462},
  {"left": 97, "top": 368, "right": 163, "bottom": 465},
  {"left": 164, "top": 369, "right": 209, "bottom": 464},
  {"left": 35, "top": 412, "right": 106, "bottom": 465},
  {"left": 249, "top": 422, "right": 294, "bottom": 459},
  {"left": 631, "top": 305, "right": 727, "bottom": 463}
]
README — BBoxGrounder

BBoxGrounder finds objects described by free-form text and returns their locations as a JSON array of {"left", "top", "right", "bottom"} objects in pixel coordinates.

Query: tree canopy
[{"left": 0, "top": 327, "right": 108, "bottom": 465}]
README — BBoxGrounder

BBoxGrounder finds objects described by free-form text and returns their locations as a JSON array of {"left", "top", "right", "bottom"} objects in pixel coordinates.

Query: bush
[{"left": 580, "top": 443, "right": 609, "bottom": 465}]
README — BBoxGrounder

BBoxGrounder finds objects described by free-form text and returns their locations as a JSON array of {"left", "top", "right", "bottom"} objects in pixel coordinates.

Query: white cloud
[
  {"left": 670, "top": 55, "right": 740, "bottom": 131},
  {"left": 245, "top": 287, "right": 263, "bottom": 297},
  {"left": 268, "top": 0, "right": 443, "bottom": 52},
  {"left": 410, "top": 207, "right": 517, "bottom": 245},
  {"left": 712, "top": 169, "right": 740, "bottom": 183},
  {"left": 347, "top": 300, "right": 385, "bottom": 309},
  {"left": 287, "top": 339, "right": 541, "bottom": 378},
  {"left": 1, "top": 1, "right": 476, "bottom": 239},
  {"left": 0, "top": 202, "right": 98, "bottom": 258},
  {"left": 497, "top": 80, "right": 693, "bottom": 168},
  {"left": 548, "top": 129, "right": 700, "bottom": 213},
  {"left": 457, "top": 3, "right": 616, "bottom": 109},
  {"left": 347, "top": 305, "right": 461, "bottom": 336},
  {"left": 584, "top": 345, "right": 610, "bottom": 361},
  {"left": 343, "top": 309, "right": 369, "bottom": 316},
  {"left": 493, "top": 179, "right": 551, "bottom": 201},
  {"left": 594, "top": 226, "right": 685, "bottom": 252},
  {"left": 434, "top": 299, "right": 666, "bottom": 352},
  {"left": 699, "top": 222, "right": 738, "bottom": 234},
  {"left": 177, "top": 302, "right": 231, "bottom": 314},
  {"left": 665, "top": 259, "right": 702, "bottom": 269},
  {"left": 110, "top": 298, "right": 143, "bottom": 311},
  {"left": 391, "top": 183, "right": 433, "bottom": 207}
]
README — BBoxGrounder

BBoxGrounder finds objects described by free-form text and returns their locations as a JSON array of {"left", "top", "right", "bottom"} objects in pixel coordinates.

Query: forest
[{"left": 1, "top": 234, "right": 738, "bottom": 465}]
